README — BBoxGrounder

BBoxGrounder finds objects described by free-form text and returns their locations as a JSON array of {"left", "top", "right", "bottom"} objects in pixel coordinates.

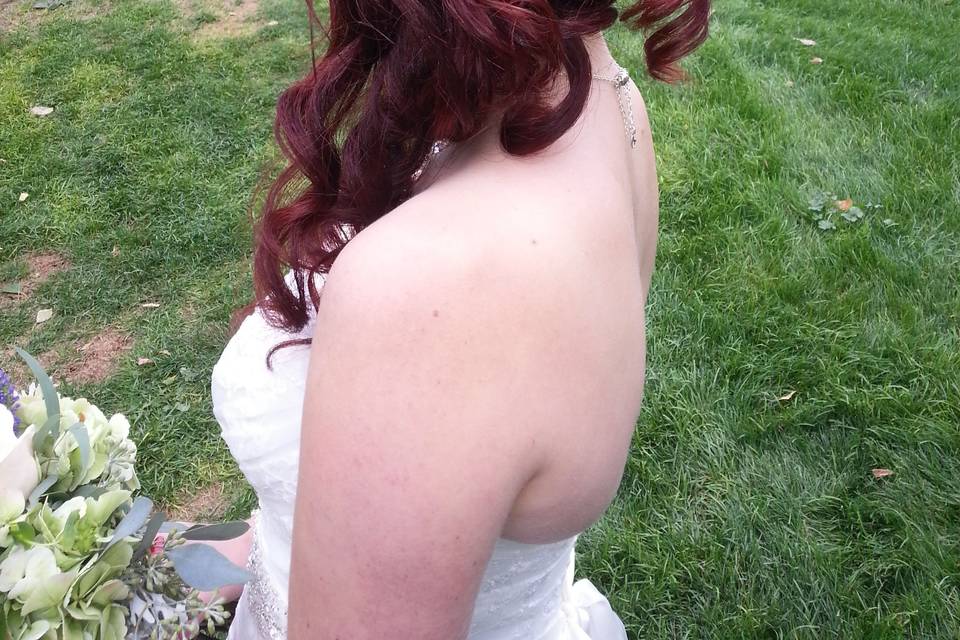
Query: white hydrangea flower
[
  {"left": 52, "top": 496, "right": 88, "bottom": 524},
  {"left": 0, "top": 545, "right": 58, "bottom": 600},
  {"left": 0, "top": 489, "right": 24, "bottom": 523},
  {"left": 14, "top": 384, "right": 47, "bottom": 429},
  {"left": 0, "top": 489, "right": 25, "bottom": 546},
  {"left": 108, "top": 413, "right": 130, "bottom": 440}
]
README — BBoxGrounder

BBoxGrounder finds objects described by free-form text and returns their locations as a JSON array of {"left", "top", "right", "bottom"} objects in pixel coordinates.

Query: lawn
[{"left": 2, "top": 0, "right": 959, "bottom": 637}]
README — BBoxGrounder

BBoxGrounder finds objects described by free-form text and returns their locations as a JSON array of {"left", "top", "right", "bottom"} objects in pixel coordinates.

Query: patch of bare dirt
[
  {"left": 0, "top": 0, "right": 102, "bottom": 33},
  {"left": 0, "top": 0, "right": 33, "bottom": 32},
  {"left": 181, "top": 0, "right": 263, "bottom": 40},
  {"left": 0, "top": 252, "right": 70, "bottom": 308},
  {"left": 164, "top": 482, "right": 229, "bottom": 523},
  {"left": 1, "top": 338, "right": 34, "bottom": 391},
  {"left": 37, "top": 328, "right": 133, "bottom": 385}
]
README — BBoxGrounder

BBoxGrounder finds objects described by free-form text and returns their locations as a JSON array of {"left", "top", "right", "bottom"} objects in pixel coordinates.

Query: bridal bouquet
[{"left": 0, "top": 349, "right": 251, "bottom": 640}]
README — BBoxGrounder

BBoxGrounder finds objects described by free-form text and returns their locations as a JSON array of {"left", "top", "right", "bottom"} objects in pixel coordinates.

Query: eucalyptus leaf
[
  {"left": 166, "top": 543, "right": 253, "bottom": 591},
  {"left": 73, "top": 484, "right": 108, "bottom": 499},
  {"left": 1, "top": 282, "right": 21, "bottom": 295},
  {"left": 15, "top": 347, "right": 60, "bottom": 426},
  {"left": 158, "top": 520, "right": 191, "bottom": 534},
  {"left": 132, "top": 511, "right": 167, "bottom": 563},
  {"left": 28, "top": 474, "right": 59, "bottom": 506},
  {"left": 107, "top": 496, "right": 152, "bottom": 549},
  {"left": 66, "top": 422, "right": 91, "bottom": 471},
  {"left": 33, "top": 413, "right": 60, "bottom": 449},
  {"left": 181, "top": 521, "right": 250, "bottom": 541}
]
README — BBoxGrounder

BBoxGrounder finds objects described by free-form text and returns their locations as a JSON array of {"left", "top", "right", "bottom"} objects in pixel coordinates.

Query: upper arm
[{"left": 287, "top": 228, "right": 548, "bottom": 639}]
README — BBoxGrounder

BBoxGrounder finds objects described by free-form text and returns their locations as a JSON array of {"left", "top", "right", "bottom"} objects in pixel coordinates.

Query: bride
[{"left": 209, "top": 0, "right": 709, "bottom": 638}]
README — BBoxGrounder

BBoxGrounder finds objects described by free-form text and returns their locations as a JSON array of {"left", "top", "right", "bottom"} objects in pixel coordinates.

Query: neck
[
  {"left": 471, "top": 32, "right": 618, "bottom": 139},
  {"left": 415, "top": 33, "right": 620, "bottom": 189},
  {"left": 583, "top": 32, "right": 618, "bottom": 78}
]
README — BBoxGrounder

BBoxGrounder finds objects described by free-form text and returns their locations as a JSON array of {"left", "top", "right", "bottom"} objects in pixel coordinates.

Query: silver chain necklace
[
  {"left": 412, "top": 63, "right": 636, "bottom": 181},
  {"left": 590, "top": 63, "right": 637, "bottom": 149}
]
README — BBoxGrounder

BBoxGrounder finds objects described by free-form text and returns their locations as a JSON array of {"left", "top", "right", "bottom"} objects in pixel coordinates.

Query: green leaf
[
  {"left": 75, "top": 542, "right": 133, "bottom": 600},
  {"left": 181, "top": 520, "right": 250, "bottom": 541},
  {"left": 66, "top": 422, "right": 91, "bottom": 472},
  {"left": 132, "top": 511, "right": 166, "bottom": 562},
  {"left": 106, "top": 496, "right": 152, "bottom": 549},
  {"left": 28, "top": 474, "right": 59, "bottom": 506},
  {"left": 15, "top": 348, "right": 60, "bottom": 428},
  {"left": 1, "top": 282, "right": 21, "bottom": 295},
  {"left": 9, "top": 521, "right": 37, "bottom": 545},
  {"left": 89, "top": 579, "right": 129, "bottom": 607},
  {"left": 166, "top": 542, "right": 253, "bottom": 590},
  {"left": 15, "top": 620, "right": 51, "bottom": 640}
]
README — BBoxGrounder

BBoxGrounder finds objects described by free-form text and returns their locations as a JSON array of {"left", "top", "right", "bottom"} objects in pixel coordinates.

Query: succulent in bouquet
[{"left": 0, "top": 349, "right": 252, "bottom": 640}]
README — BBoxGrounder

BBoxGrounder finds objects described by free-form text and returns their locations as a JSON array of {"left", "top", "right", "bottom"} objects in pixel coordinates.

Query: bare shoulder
[
  {"left": 288, "top": 195, "right": 564, "bottom": 638},
  {"left": 322, "top": 188, "right": 574, "bottom": 324}
]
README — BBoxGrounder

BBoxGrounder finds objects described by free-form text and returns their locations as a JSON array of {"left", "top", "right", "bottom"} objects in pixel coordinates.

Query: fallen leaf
[
  {"left": 795, "top": 38, "right": 817, "bottom": 46},
  {"left": 777, "top": 390, "right": 797, "bottom": 402},
  {"left": 842, "top": 206, "right": 865, "bottom": 223},
  {"left": 872, "top": 468, "right": 894, "bottom": 479},
  {"left": 141, "top": 302, "right": 161, "bottom": 308},
  {"left": 112, "top": 245, "right": 120, "bottom": 257},
  {"left": 36, "top": 308, "right": 54, "bottom": 323},
  {"left": 835, "top": 198, "right": 853, "bottom": 211},
  {"left": 137, "top": 357, "right": 155, "bottom": 366},
  {"left": 785, "top": 80, "right": 795, "bottom": 87},
  {"left": 29, "top": 105, "right": 54, "bottom": 117},
  {"left": 818, "top": 219, "right": 836, "bottom": 231},
  {"left": 174, "top": 402, "right": 190, "bottom": 412},
  {"left": 882, "top": 218, "right": 897, "bottom": 227},
  {"left": 811, "top": 57, "right": 824, "bottom": 65},
  {"left": 228, "top": 10, "right": 236, "bottom": 15},
  {"left": 18, "top": 192, "right": 29, "bottom": 202},
  {"left": 159, "top": 349, "right": 172, "bottom": 356},
  {"left": 1, "top": 282, "right": 22, "bottom": 295},
  {"left": 266, "top": 19, "right": 279, "bottom": 26}
]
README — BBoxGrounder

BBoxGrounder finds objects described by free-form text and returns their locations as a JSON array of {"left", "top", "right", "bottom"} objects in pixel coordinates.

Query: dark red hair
[{"left": 240, "top": 0, "right": 710, "bottom": 358}]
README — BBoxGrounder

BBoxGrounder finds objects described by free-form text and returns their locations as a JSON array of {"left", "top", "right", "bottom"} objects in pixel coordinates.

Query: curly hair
[{"left": 238, "top": 0, "right": 710, "bottom": 362}]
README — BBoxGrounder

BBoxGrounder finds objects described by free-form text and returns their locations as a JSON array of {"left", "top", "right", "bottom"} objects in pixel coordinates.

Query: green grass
[{"left": 2, "top": 0, "right": 959, "bottom": 637}]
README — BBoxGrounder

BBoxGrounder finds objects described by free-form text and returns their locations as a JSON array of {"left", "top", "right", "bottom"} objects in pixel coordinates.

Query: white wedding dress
[{"left": 211, "top": 269, "right": 629, "bottom": 640}]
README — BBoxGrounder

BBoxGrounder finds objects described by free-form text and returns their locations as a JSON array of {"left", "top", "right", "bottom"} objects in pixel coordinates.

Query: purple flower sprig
[{"left": 0, "top": 366, "right": 21, "bottom": 434}]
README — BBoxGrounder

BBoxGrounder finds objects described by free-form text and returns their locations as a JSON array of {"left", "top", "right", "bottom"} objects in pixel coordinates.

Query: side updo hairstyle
[{"left": 242, "top": 0, "right": 710, "bottom": 358}]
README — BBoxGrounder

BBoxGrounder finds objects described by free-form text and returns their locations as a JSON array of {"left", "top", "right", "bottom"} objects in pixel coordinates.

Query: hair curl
[{"left": 237, "top": 0, "right": 710, "bottom": 362}]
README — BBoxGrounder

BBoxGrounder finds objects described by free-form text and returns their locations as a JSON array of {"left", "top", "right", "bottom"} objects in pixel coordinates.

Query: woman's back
[
  {"left": 234, "top": 0, "right": 712, "bottom": 634},
  {"left": 364, "top": 40, "right": 658, "bottom": 544}
]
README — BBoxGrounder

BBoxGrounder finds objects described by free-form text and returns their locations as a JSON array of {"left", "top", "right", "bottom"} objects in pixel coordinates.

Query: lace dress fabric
[{"left": 211, "top": 270, "right": 627, "bottom": 640}]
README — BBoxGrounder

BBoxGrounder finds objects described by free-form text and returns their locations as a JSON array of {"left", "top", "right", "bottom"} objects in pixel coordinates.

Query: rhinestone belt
[{"left": 245, "top": 510, "right": 288, "bottom": 639}]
